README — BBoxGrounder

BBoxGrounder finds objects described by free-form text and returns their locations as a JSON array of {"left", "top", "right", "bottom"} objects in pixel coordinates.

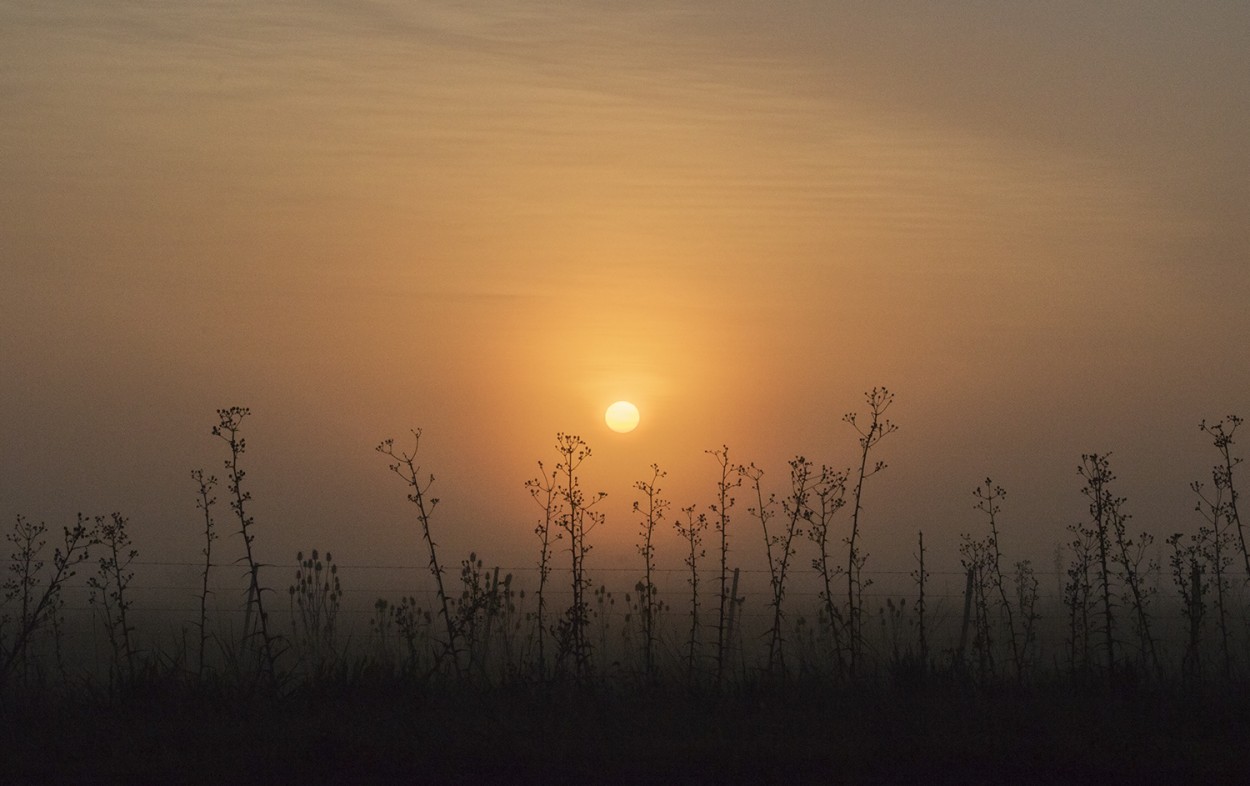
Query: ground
[{"left": 4, "top": 677, "right": 1249, "bottom": 784}]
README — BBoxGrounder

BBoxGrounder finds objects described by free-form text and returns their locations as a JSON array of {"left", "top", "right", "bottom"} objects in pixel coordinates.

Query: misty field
[{"left": 4, "top": 394, "right": 1250, "bottom": 782}]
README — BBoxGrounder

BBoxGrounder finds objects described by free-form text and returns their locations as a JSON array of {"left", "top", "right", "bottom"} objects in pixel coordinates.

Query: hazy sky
[{"left": 3, "top": 2, "right": 1248, "bottom": 599}]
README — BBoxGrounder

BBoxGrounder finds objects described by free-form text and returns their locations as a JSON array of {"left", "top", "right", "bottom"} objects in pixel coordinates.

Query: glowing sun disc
[{"left": 605, "top": 401, "right": 640, "bottom": 433}]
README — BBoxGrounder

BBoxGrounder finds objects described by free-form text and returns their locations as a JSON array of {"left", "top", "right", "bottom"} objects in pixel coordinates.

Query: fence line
[{"left": 3, "top": 558, "right": 995, "bottom": 577}]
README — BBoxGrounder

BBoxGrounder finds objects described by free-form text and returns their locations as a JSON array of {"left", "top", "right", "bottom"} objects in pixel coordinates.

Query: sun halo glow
[{"left": 605, "top": 401, "right": 640, "bottom": 433}]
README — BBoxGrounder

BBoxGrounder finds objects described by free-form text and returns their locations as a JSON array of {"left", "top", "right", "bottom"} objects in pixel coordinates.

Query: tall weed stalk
[
  {"left": 674, "top": 505, "right": 707, "bottom": 683},
  {"left": 707, "top": 446, "right": 740, "bottom": 687},
  {"left": 191, "top": 470, "right": 218, "bottom": 679},
  {"left": 551, "top": 433, "right": 605, "bottom": 680},
  {"left": 843, "top": 387, "right": 897, "bottom": 675},
  {"left": 807, "top": 466, "right": 848, "bottom": 675},
  {"left": 973, "top": 479, "right": 1022, "bottom": 681},
  {"left": 633, "top": 464, "right": 669, "bottom": 680},
  {"left": 525, "top": 461, "right": 559, "bottom": 677},
  {"left": 87, "top": 512, "right": 139, "bottom": 685},
  {"left": 378, "top": 429, "right": 461, "bottom": 678},
  {"left": 213, "top": 406, "right": 278, "bottom": 683},
  {"left": 1201, "top": 416, "right": 1246, "bottom": 579}
]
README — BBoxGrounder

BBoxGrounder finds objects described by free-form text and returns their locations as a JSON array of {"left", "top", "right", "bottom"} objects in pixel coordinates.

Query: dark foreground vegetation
[
  {"left": 4, "top": 676, "right": 1250, "bottom": 783},
  {"left": 4, "top": 391, "right": 1250, "bottom": 782}
]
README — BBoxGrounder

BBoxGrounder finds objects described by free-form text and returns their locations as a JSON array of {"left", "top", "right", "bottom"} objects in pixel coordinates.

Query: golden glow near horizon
[{"left": 605, "top": 401, "right": 640, "bottom": 433}]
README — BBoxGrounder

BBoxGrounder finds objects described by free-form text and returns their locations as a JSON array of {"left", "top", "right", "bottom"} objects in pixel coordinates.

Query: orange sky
[{"left": 2, "top": 2, "right": 1248, "bottom": 598}]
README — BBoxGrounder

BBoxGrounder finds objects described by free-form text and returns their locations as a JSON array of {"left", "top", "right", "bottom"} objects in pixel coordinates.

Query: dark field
[{"left": 5, "top": 676, "right": 1250, "bottom": 784}]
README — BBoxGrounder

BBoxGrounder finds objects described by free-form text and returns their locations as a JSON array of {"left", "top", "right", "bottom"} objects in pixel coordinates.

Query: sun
[{"left": 605, "top": 400, "right": 640, "bottom": 433}]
